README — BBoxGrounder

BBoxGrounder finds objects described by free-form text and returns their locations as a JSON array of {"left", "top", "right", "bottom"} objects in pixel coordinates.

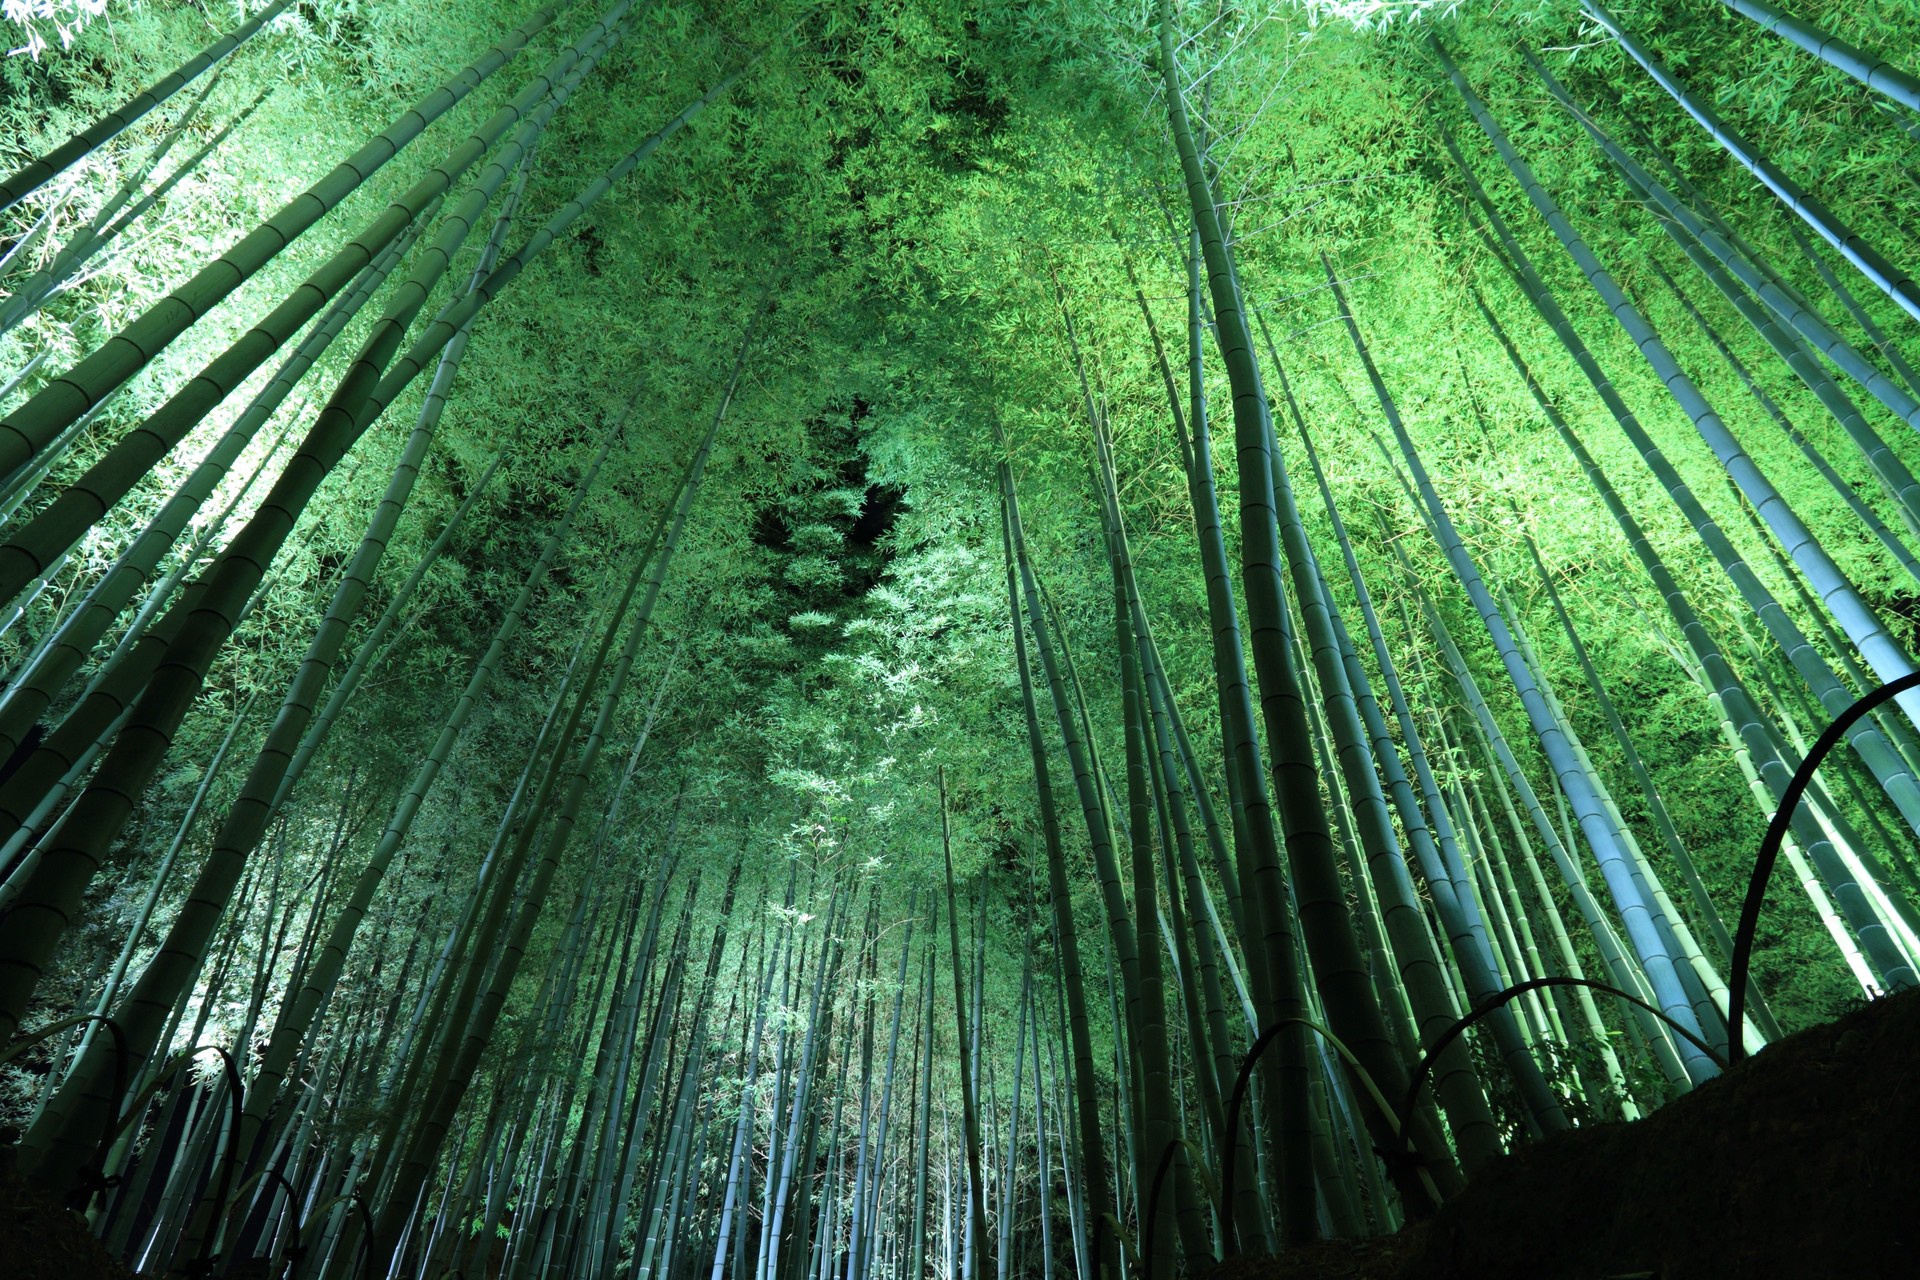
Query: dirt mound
[
  {"left": 0, "top": 1168, "right": 135, "bottom": 1280},
  {"left": 1407, "top": 985, "right": 1918, "bottom": 1278},
  {"left": 1198, "top": 1229, "right": 1429, "bottom": 1279},
  {"left": 1203, "top": 985, "right": 1920, "bottom": 1279}
]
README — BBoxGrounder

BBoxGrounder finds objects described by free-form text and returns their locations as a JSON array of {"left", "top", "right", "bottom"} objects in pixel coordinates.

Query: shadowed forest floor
[
  {"left": 9, "top": 986, "right": 1914, "bottom": 1279},
  {"left": 1197, "top": 1233, "right": 1431, "bottom": 1280},
  {"left": 2, "top": 1165, "right": 136, "bottom": 1280}
]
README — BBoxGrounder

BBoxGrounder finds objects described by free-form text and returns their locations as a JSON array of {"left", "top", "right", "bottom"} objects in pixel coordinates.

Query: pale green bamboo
[
  {"left": 1490, "top": 53, "right": 1920, "bottom": 750},
  {"left": 1572, "top": 10, "right": 1920, "bottom": 419},
  {"left": 1395, "top": 567, "right": 1693, "bottom": 1090},
  {"left": 1447, "top": 121, "right": 1918, "bottom": 992},
  {"left": 1718, "top": 0, "right": 1920, "bottom": 112},
  {"left": 1504, "top": 603, "right": 1738, "bottom": 1051},
  {"left": 1583, "top": 0, "right": 1920, "bottom": 323},
  {"left": 0, "top": 67, "right": 224, "bottom": 335},
  {"left": 1353, "top": 338, "right": 1714, "bottom": 1081},
  {"left": 0, "top": 81, "right": 270, "bottom": 338},
  {"left": 1549, "top": 69, "right": 1920, "bottom": 559},
  {"left": 1779, "top": 214, "right": 1920, "bottom": 402},
  {"left": 1655, "top": 625, "right": 1886, "bottom": 995},
  {"left": 1296, "top": 411, "right": 1574, "bottom": 1138}
]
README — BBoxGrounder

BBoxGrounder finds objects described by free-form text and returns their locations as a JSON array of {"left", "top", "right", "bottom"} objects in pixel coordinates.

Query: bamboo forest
[{"left": 2, "top": 0, "right": 1919, "bottom": 1275}]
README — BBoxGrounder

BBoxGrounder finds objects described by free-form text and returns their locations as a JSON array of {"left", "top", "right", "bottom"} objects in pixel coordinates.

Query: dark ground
[
  {"left": 4, "top": 987, "right": 1914, "bottom": 1279},
  {"left": 1, "top": 1166, "right": 134, "bottom": 1280},
  {"left": 1206, "top": 983, "right": 1920, "bottom": 1279},
  {"left": 1198, "top": 1231, "right": 1431, "bottom": 1280}
]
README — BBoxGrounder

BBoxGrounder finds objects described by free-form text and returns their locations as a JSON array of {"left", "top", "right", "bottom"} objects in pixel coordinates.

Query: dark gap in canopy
[
  {"left": 751, "top": 503, "right": 792, "bottom": 553},
  {"left": 1878, "top": 587, "right": 1920, "bottom": 654},
  {"left": 847, "top": 482, "right": 905, "bottom": 548}
]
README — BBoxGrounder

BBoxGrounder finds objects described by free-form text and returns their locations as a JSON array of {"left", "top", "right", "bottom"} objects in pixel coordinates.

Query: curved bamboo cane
[{"left": 1729, "top": 672, "right": 1920, "bottom": 1062}]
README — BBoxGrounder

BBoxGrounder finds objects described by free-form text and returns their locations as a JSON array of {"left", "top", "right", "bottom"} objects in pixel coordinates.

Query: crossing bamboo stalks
[
  {"left": 1648, "top": 257, "right": 1920, "bottom": 594},
  {"left": 1539, "top": 69, "right": 1920, "bottom": 554},
  {"left": 0, "top": 0, "right": 298, "bottom": 215},
  {"left": 937, "top": 768, "right": 992, "bottom": 1280},
  {"left": 1718, "top": 0, "right": 1920, "bottom": 117},
  {"left": 1778, "top": 215, "right": 1920, "bottom": 403},
  {"left": 0, "top": 65, "right": 740, "bottom": 1049},
  {"left": 1464, "top": 258, "right": 1900, "bottom": 997},
  {"left": 0, "top": 2, "right": 567, "bottom": 482},
  {"left": 0, "top": 0, "right": 630, "bottom": 617},
  {"left": 0, "top": 75, "right": 264, "bottom": 339},
  {"left": 995, "top": 469, "right": 1116, "bottom": 1280},
  {"left": 1155, "top": 4, "right": 1322, "bottom": 1238},
  {"left": 1440, "top": 100, "right": 1920, "bottom": 992},
  {"left": 1466, "top": 50, "right": 1920, "bottom": 748},
  {"left": 1046, "top": 270, "right": 1212, "bottom": 1260},
  {"left": 20, "top": 151, "right": 541, "bottom": 1190},
  {"left": 1259, "top": 313, "right": 1515, "bottom": 1167},
  {"left": 367, "top": 302, "right": 752, "bottom": 1272},
  {"left": 0, "top": 209, "right": 427, "bottom": 774},
  {"left": 1573, "top": 88, "right": 1920, "bottom": 474},
  {"left": 1327, "top": 250, "right": 1719, "bottom": 1082},
  {"left": 1583, "top": 0, "right": 1920, "bottom": 325},
  {"left": 182, "top": 430, "right": 602, "bottom": 1251}
]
